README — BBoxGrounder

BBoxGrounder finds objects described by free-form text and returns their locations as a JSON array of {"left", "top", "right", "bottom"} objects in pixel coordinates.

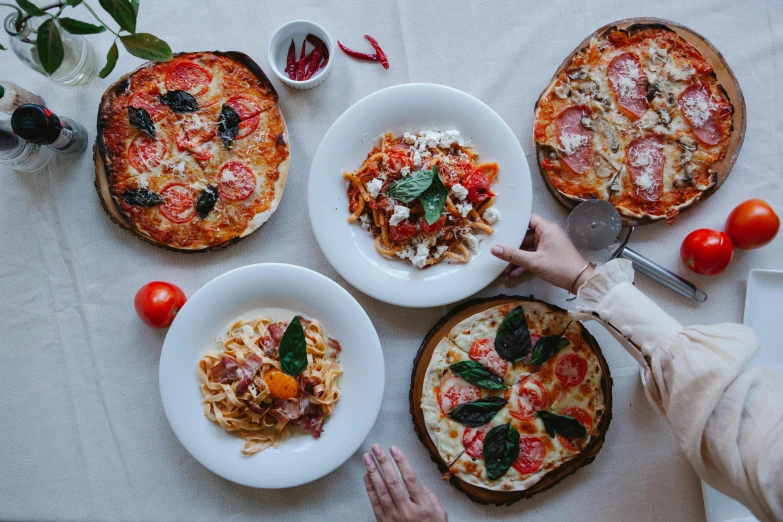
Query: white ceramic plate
[
  {"left": 701, "top": 269, "right": 783, "bottom": 522},
  {"left": 159, "top": 264, "right": 384, "bottom": 488},
  {"left": 308, "top": 83, "right": 531, "bottom": 308}
]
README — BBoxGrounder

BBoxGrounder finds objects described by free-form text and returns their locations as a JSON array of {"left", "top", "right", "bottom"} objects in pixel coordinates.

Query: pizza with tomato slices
[
  {"left": 420, "top": 299, "right": 611, "bottom": 495},
  {"left": 96, "top": 52, "right": 290, "bottom": 251},
  {"left": 534, "top": 22, "right": 735, "bottom": 223}
]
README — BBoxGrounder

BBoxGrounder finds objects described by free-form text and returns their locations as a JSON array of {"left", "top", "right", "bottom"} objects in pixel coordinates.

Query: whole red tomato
[
  {"left": 680, "top": 229, "right": 734, "bottom": 276},
  {"left": 134, "top": 282, "right": 187, "bottom": 328},
  {"left": 725, "top": 199, "right": 780, "bottom": 250}
]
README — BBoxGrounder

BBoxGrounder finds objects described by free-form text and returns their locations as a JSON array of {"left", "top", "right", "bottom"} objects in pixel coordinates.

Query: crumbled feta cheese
[
  {"left": 559, "top": 132, "right": 588, "bottom": 156},
  {"left": 402, "top": 132, "right": 416, "bottom": 144},
  {"left": 406, "top": 129, "right": 464, "bottom": 166},
  {"left": 400, "top": 166, "right": 411, "bottom": 177},
  {"left": 465, "top": 233, "right": 481, "bottom": 254},
  {"left": 396, "top": 246, "right": 415, "bottom": 260},
  {"left": 438, "top": 129, "right": 463, "bottom": 148},
  {"left": 360, "top": 213, "right": 372, "bottom": 231},
  {"left": 367, "top": 178, "right": 383, "bottom": 199},
  {"left": 451, "top": 183, "right": 468, "bottom": 201},
  {"left": 456, "top": 202, "right": 473, "bottom": 217},
  {"left": 434, "top": 245, "right": 449, "bottom": 258},
  {"left": 411, "top": 243, "right": 430, "bottom": 268},
  {"left": 389, "top": 205, "right": 410, "bottom": 226},
  {"left": 482, "top": 206, "right": 500, "bottom": 224}
]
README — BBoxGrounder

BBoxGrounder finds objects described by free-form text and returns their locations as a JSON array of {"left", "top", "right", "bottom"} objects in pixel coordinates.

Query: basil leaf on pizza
[
  {"left": 483, "top": 423, "right": 520, "bottom": 480},
  {"left": 449, "top": 361, "right": 507, "bottom": 391},
  {"left": 279, "top": 316, "right": 308, "bottom": 377},
  {"left": 160, "top": 90, "right": 199, "bottom": 113},
  {"left": 529, "top": 335, "right": 570, "bottom": 366},
  {"left": 448, "top": 397, "right": 507, "bottom": 427},
  {"left": 195, "top": 186, "right": 218, "bottom": 219},
  {"left": 419, "top": 169, "right": 448, "bottom": 225},
  {"left": 386, "top": 166, "right": 437, "bottom": 203},
  {"left": 218, "top": 104, "right": 241, "bottom": 149},
  {"left": 537, "top": 411, "right": 587, "bottom": 440},
  {"left": 121, "top": 188, "right": 163, "bottom": 207},
  {"left": 128, "top": 106, "right": 156, "bottom": 138},
  {"left": 495, "top": 306, "right": 532, "bottom": 362}
]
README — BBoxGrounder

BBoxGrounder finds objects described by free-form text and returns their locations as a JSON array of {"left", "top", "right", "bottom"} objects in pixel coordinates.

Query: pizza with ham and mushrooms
[
  {"left": 199, "top": 312, "right": 342, "bottom": 455},
  {"left": 96, "top": 52, "right": 290, "bottom": 251},
  {"left": 420, "top": 300, "right": 610, "bottom": 493},
  {"left": 534, "top": 23, "right": 734, "bottom": 223}
]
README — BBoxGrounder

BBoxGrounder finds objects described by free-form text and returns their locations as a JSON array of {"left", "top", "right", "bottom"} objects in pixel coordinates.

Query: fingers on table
[
  {"left": 363, "top": 452, "right": 396, "bottom": 513},
  {"left": 389, "top": 445, "right": 425, "bottom": 503},
  {"left": 363, "top": 473, "right": 385, "bottom": 521},
  {"left": 371, "top": 444, "right": 409, "bottom": 505}
]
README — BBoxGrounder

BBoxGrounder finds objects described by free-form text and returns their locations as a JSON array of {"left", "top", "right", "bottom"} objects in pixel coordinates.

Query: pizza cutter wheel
[{"left": 566, "top": 200, "right": 707, "bottom": 303}]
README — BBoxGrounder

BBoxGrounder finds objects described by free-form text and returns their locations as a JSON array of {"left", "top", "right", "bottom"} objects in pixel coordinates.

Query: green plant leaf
[
  {"left": 449, "top": 361, "right": 507, "bottom": 391},
  {"left": 494, "top": 306, "right": 531, "bottom": 363},
  {"left": 58, "top": 17, "right": 106, "bottom": 35},
  {"left": 120, "top": 33, "right": 172, "bottom": 62},
  {"left": 536, "top": 411, "right": 587, "bottom": 440},
  {"left": 419, "top": 168, "right": 447, "bottom": 225},
  {"left": 447, "top": 397, "right": 507, "bottom": 427},
  {"left": 66, "top": 0, "right": 84, "bottom": 6},
  {"left": 130, "top": 0, "right": 139, "bottom": 15},
  {"left": 529, "top": 336, "right": 570, "bottom": 366},
  {"left": 279, "top": 316, "right": 308, "bottom": 377},
  {"left": 99, "top": 0, "right": 136, "bottom": 33},
  {"left": 0, "top": 42, "right": 6, "bottom": 50},
  {"left": 385, "top": 166, "right": 436, "bottom": 203},
  {"left": 98, "top": 41, "right": 118, "bottom": 78},
  {"left": 36, "top": 18, "right": 64, "bottom": 75},
  {"left": 16, "top": 0, "right": 47, "bottom": 16},
  {"left": 483, "top": 423, "right": 520, "bottom": 481}
]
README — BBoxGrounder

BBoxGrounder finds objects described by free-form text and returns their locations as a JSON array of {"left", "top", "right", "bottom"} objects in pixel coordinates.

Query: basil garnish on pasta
[
  {"left": 529, "top": 335, "right": 570, "bottom": 366},
  {"left": 385, "top": 165, "right": 438, "bottom": 203},
  {"left": 484, "top": 423, "right": 520, "bottom": 480},
  {"left": 447, "top": 396, "right": 507, "bottom": 427},
  {"left": 279, "top": 316, "right": 308, "bottom": 377},
  {"left": 449, "top": 361, "right": 507, "bottom": 391},
  {"left": 537, "top": 411, "right": 587, "bottom": 440},
  {"left": 494, "top": 306, "right": 532, "bottom": 362},
  {"left": 419, "top": 169, "right": 448, "bottom": 225}
]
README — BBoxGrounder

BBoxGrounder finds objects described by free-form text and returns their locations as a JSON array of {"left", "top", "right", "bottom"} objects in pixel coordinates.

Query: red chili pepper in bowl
[
  {"left": 364, "top": 35, "right": 389, "bottom": 69},
  {"left": 295, "top": 41, "right": 308, "bottom": 80},
  {"left": 284, "top": 39, "right": 296, "bottom": 76}
]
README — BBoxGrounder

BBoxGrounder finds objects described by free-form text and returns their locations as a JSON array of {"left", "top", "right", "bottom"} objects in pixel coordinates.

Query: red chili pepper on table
[
  {"left": 363, "top": 35, "right": 389, "bottom": 69},
  {"left": 284, "top": 39, "right": 296, "bottom": 76},
  {"left": 338, "top": 40, "right": 378, "bottom": 61}
]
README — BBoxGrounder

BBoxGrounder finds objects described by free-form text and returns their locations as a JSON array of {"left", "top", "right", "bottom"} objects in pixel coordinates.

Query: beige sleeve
[{"left": 570, "top": 259, "right": 783, "bottom": 522}]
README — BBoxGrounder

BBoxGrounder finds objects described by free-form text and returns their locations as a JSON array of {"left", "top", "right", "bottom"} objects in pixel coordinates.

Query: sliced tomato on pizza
[{"left": 437, "top": 373, "right": 482, "bottom": 415}]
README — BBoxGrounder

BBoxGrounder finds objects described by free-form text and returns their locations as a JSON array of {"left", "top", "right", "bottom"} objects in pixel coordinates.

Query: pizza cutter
[{"left": 566, "top": 200, "right": 708, "bottom": 303}]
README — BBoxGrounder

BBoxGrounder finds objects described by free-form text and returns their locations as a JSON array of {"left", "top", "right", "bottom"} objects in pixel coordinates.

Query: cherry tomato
[
  {"left": 419, "top": 215, "right": 446, "bottom": 235},
  {"left": 725, "top": 199, "right": 780, "bottom": 250},
  {"left": 389, "top": 219, "right": 417, "bottom": 243},
  {"left": 134, "top": 281, "right": 187, "bottom": 329},
  {"left": 680, "top": 229, "right": 734, "bottom": 276},
  {"left": 462, "top": 168, "right": 495, "bottom": 204}
]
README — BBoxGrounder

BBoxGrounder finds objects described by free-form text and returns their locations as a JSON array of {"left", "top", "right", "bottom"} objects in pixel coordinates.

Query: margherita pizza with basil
[
  {"left": 96, "top": 52, "right": 290, "bottom": 251},
  {"left": 420, "top": 299, "right": 611, "bottom": 494},
  {"left": 534, "top": 23, "right": 735, "bottom": 223}
]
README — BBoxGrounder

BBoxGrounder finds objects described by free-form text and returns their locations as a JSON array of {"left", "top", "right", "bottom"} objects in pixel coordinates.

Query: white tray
[{"left": 701, "top": 269, "right": 783, "bottom": 522}]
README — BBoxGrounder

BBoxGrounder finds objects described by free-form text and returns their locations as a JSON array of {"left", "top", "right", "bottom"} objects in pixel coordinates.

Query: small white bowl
[{"left": 268, "top": 20, "right": 333, "bottom": 90}]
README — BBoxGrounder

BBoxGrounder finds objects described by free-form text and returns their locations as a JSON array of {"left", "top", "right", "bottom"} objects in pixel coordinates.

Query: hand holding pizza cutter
[{"left": 566, "top": 200, "right": 708, "bottom": 303}]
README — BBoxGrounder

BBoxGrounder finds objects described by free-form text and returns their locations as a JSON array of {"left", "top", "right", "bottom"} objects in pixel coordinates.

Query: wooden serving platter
[
  {"left": 535, "top": 17, "right": 747, "bottom": 226},
  {"left": 409, "top": 295, "right": 613, "bottom": 506}
]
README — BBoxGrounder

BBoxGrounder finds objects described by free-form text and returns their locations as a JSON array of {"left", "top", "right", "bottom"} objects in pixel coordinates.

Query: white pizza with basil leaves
[
  {"left": 421, "top": 301, "right": 608, "bottom": 492},
  {"left": 96, "top": 52, "right": 290, "bottom": 251}
]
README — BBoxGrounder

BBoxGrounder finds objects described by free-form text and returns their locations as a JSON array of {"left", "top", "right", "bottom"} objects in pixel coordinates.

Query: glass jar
[{"left": 4, "top": 13, "right": 96, "bottom": 86}]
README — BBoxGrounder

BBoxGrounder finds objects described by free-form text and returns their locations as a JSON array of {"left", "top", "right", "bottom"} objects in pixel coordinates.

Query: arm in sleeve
[{"left": 571, "top": 259, "right": 783, "bottom": 522}]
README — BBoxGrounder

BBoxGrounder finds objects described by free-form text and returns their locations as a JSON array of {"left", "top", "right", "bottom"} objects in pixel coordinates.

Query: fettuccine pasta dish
[
  {"left": 198, "top": 312, "right": 342, "bottom": 455},
  {"left": 345, "top": 130, "right": 501, "bottom": 269}
]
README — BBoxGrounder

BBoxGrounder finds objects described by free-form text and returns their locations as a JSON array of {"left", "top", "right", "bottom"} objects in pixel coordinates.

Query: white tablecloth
[{"left": 2, "top": 0, "right": 781, "bottom": 520}]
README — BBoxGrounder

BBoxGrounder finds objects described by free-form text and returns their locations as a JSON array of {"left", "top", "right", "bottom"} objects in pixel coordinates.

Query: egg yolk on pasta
[{"left": 265, "top": 369, "right": 298, "bottom": 399}]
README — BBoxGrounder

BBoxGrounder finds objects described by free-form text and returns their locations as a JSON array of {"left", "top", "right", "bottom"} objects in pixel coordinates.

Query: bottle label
[{"left": 50, "top": 127, "right": 73, "bottom": 150}]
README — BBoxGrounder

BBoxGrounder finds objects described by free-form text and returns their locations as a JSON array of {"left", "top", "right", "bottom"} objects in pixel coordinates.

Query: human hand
[
  {"left": 363, "top": 444, "right": 448, "bottom": 522},
  {"left": 491, "top": 213, "right": 595, "bottom": 292}
]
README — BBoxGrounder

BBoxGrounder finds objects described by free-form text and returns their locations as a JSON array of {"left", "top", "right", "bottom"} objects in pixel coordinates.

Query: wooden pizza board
[
  {"left": 409, "top": 295, "right": 613, "bottom": 506},
  {"left": 534, "top": 17, "right": 747, "bottom": 226}
]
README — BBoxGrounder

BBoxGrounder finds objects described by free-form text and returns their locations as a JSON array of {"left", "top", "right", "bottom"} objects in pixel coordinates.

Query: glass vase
[{"left": 4, "top": 13, "right": 96, "bottom": 86}]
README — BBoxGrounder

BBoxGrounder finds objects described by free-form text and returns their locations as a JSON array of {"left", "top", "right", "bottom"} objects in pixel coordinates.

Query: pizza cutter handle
[{"left": 614, "top": 245, "right": 708, "bottom": 303}]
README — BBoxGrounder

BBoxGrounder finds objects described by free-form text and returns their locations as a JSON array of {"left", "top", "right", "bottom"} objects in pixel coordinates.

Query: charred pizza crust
[
  {"left": 96, "top": 51, "right": 290, "bottom": 252},
  {"left": 534, "top": 20, "right": 739, "bottom": 224},
  {"left": 415, "top": 296, "right": 612, "bottom": 503}
]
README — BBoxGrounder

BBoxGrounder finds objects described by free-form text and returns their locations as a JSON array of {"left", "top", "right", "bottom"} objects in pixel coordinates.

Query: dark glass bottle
[{"left": 11, "top": 104, "right": 87, "bottom": 155}]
